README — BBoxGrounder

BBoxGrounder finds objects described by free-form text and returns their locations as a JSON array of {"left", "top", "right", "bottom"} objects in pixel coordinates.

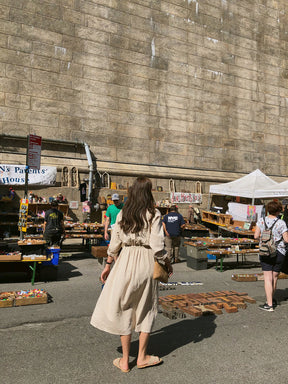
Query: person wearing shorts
[{"left": 254, "top": 200, "right": 288, "bottom": 311}]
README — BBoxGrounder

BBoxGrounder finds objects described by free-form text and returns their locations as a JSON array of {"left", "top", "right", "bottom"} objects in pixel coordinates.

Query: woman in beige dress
[{"left": 90, "top": 176, "right": 173, "bottom": 372}]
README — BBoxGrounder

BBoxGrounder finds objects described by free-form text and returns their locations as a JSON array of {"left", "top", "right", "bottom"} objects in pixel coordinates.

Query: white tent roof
[
  {"left": 254, "top": 179, "right": 288, "bottom": 198},
  {"left": 209, "top": 169, "right": 278, "bottom": 199}
]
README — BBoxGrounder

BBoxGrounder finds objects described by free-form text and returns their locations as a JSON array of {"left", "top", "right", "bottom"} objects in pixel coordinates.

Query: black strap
[
  {"left": 264, "top": 218, "right": 279, "bottom": 231},
  {"left": 263, "top": 218, "right": 281, "bottom": 246}
]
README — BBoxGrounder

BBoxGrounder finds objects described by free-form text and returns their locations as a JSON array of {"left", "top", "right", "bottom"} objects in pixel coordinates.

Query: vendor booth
[
  {"left": 188, "top": 169, "right": 285, "bottom": 271},
  {"left": 207, "top": 169, "right": 281, "bottom": 229}
]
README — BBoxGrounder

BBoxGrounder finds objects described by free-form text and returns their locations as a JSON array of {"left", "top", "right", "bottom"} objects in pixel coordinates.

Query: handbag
[{"left": 153, "top": 261, "right": 169, "bottom": 283}]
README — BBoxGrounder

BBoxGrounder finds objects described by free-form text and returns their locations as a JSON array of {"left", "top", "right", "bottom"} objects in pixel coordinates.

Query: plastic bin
[
  {"left": 99, "top": 239, "right": 110, "bottom": 246},
  {"left": 207, "top": 254, "right": 217, "bottom": 260},
  {"left": 186, "top": 257, "right": 207, "bottom": 270},
  {"left": 43, "top": 247, "right": 60, "bottom": 266}
]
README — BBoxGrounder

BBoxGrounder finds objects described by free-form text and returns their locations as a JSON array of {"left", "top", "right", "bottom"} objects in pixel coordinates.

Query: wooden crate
[
  {"left": 14, "top": 293, "right": 48, "bottom": 306},
  {"left": 0, "top": 298, "right": 14, "bottom": 308},
  {"left": 91, "top": 246, "right": 108, "bottom": 258}
]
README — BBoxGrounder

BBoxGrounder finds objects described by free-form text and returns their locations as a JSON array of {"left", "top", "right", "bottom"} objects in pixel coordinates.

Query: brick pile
[
  {"left": 159, "top": 291, "right": 256, "bottom": 318},
  {"left": 232, "top": 272, "right": 288, "bottom": 282}
]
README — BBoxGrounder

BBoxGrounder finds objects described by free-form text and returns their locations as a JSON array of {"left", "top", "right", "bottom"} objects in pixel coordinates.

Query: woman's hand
[
  {"left": 165, "top": 260, "right": 173, "bottom": 277},
  {"left": 100, "top": 265, "right": 111, "bottom": 283}
]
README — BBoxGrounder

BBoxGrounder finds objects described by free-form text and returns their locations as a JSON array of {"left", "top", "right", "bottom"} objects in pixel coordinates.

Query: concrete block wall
[{"left": 1, "top": 0, "right": 288, "bottom": 183}]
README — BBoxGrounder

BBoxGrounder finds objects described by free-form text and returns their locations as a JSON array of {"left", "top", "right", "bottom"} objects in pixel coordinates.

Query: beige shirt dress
[{"left": 90, "top": 209, "right": 167, "bottom": 335}]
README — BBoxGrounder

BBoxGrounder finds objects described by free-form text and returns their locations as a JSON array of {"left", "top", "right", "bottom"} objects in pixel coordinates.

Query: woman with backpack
[{"left": 254, "top": 200, "right": 288, "bottom": 312}]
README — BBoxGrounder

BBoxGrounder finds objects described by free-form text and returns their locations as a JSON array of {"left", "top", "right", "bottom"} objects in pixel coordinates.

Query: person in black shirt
[
  {"left": 43, "top": 201, "right": 65, "bottom": 246},
  {"left": 162, "top": 205, "right": 185, "bottom": 263}
]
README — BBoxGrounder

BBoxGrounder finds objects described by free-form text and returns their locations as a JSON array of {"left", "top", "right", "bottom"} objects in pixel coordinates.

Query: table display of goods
[
  {"left": 18, "top": 239, "right": 47, "bottom": 255},
  {"left": 0, "top": 289, "right": 48, "bottom": 308},
  {"left": 0, "top": 251, "right": 22, "bottom": 261},
  {"left": 18, "top": 240, "right": 47, "bottom": 245},
  {"left": 21, "top": 255, "right": 47, "bottom": 261}
]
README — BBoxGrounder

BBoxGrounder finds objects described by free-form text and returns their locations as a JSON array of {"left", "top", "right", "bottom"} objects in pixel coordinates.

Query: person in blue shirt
[{"left": 162, "top": 205, "right": 185, "bottom": 263}]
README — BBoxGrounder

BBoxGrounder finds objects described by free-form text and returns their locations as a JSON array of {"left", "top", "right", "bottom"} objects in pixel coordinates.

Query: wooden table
[
  {"left": 207, "top": 248, "right": 259, "bottom": 272},
  {"left": 0, "top": 256, "right": 52, "bottom": 285},
  {"left": 218, "top": 226, "right": 255, "bottom": 238},
  {"left": 184, "top": 238, "right": 259, "bottom": 271}
]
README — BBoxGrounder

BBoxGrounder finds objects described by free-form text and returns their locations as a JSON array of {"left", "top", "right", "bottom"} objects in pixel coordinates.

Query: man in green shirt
[{"left": 104, "top": 193, "right": 124, "bottom": 241}]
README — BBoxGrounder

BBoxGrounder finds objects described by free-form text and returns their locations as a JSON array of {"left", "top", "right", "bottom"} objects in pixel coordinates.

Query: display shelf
[
  {"left": 25, "top": 203, "right": 69, "bottom": 236},
  {"left": 28, "top": 203, "right": 69, "bottom": 217},
  {"left": 0, "top": 200, "right": 19, "bottom": 237},
  {"left": 201, "top": 210, "right": 232, "bottom": 227}
]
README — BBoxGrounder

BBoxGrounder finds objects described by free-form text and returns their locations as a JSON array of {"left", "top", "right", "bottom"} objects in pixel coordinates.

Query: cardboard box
[
  {"left": 0, "top": 253, "right": 21, "bottom": 261},
  {"left": 91, "top": 246, "right": 108, "bottom": 258}
]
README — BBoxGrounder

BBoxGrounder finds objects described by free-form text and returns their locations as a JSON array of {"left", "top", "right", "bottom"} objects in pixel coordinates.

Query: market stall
[
  {"left": 0, "top": 239, "right": 60, "bottom": 285},
  {"left": 205, "top": 169, "right": 285, "bottom": 233}
]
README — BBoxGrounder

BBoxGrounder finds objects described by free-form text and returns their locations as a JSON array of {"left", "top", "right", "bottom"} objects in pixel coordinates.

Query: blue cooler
[
  {"left": 207, "top": 254, "right": 216, "bottom": 260},
  {"left": 99, "top": 239, "right": 110, "bottom": 246},
  {"left": 43, "top": 247, "right": 60, "bottom": 266}
]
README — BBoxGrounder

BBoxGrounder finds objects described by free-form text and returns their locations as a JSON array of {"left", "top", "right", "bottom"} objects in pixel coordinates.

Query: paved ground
[{"left": 1, "top": 251, "right": 288, "bottom": 384}]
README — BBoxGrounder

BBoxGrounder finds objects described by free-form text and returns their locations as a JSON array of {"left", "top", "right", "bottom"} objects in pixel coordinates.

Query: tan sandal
[
  {"left": 113, "top": 358, "right": 130, "bottom": 373},
  {"left": 137, "top": 355, "right": 163, "bottom": 369}
]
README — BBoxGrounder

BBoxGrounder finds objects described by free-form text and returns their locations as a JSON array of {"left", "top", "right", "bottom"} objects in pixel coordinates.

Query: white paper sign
[
  {"left": 69, "top": 201, "right": 79, "bottom": 209},
  {"left": 170, "top": 192, "right": 202, "bottom": 204},
  {"left": 227, "top": 202, "right": 263, "bottom": 221},
  {"left": 0, "top": 164, "right": 56, "bottom": 185},
  {"left": 28, "top": 134, "right": 42, "bottom": 170}
]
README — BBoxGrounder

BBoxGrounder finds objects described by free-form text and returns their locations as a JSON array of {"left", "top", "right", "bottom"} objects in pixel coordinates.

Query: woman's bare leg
[
  {"left": 263, "top": 271, "right": 273, "bottom": 306},
  {"left": 137, "top": 332, "right": 150, "bottom": 365},
  {"left": 119, "top": 334, "right": 131, "bottom": 370}
]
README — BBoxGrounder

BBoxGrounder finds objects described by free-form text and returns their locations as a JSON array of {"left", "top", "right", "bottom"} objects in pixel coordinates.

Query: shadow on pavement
[
  {"left": 0, "top": 260, "right": 82, "bottom": 283},
  {"left": 118, "top": 315, "right": 217, "bottom": 360},
  {"left": 275, "top": 287, "right": 288, "bottom": 305}
]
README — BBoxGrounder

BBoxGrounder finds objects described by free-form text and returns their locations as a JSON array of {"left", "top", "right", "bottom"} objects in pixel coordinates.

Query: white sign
[
  {"left": 0, "top": 165, "right": 57, "bottom": 185},
  {"left": 227, "top": 202, "right": 263, "bottom": 222},
  {"left": 28, "top": 134, "right": 42, "bottom": 170},
  {"left": 69, "top": 201, "right": 79, "bottom": 209},
  {"left": 170, "top": 192, "right": 202, "bottom": 204}
]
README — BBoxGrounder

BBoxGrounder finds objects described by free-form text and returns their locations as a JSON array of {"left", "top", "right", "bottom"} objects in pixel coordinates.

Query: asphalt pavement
[{"left": 1, "top": 252, "right": 288, "bottom": 384}]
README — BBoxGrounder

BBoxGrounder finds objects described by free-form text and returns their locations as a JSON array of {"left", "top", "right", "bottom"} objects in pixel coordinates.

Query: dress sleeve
[
  {"left": 150, "top": 210, "right": 167, "bottom": 262},
  {"left": 107, "top": 212, "right": 122, "bottom": 257}
]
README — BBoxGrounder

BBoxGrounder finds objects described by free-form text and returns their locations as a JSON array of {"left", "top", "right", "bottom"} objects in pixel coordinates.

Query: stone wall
[{"left": 1, "top": 0, "right": 288, "bottom": 184}]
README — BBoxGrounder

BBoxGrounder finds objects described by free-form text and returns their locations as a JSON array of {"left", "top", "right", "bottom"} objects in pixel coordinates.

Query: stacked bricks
[
  {"left": 159, "top": 291, "right": 256, "bottom": 318},
  {"left": 232, "top": 272, "right": 288, "bottom": 282}
]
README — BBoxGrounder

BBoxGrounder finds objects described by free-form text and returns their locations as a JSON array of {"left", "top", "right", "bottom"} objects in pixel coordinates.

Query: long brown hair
[{"left": 119, "top": 176, "right": 156, "bottom": 233}]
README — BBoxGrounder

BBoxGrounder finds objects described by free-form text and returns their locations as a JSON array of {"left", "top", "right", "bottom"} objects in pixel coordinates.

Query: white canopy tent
[
  {"left": 209, "top": 169, "right": 278, "bottom": 205},
  {"left": 254, "top": 179, "right": 288, "bottom": 199}
]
